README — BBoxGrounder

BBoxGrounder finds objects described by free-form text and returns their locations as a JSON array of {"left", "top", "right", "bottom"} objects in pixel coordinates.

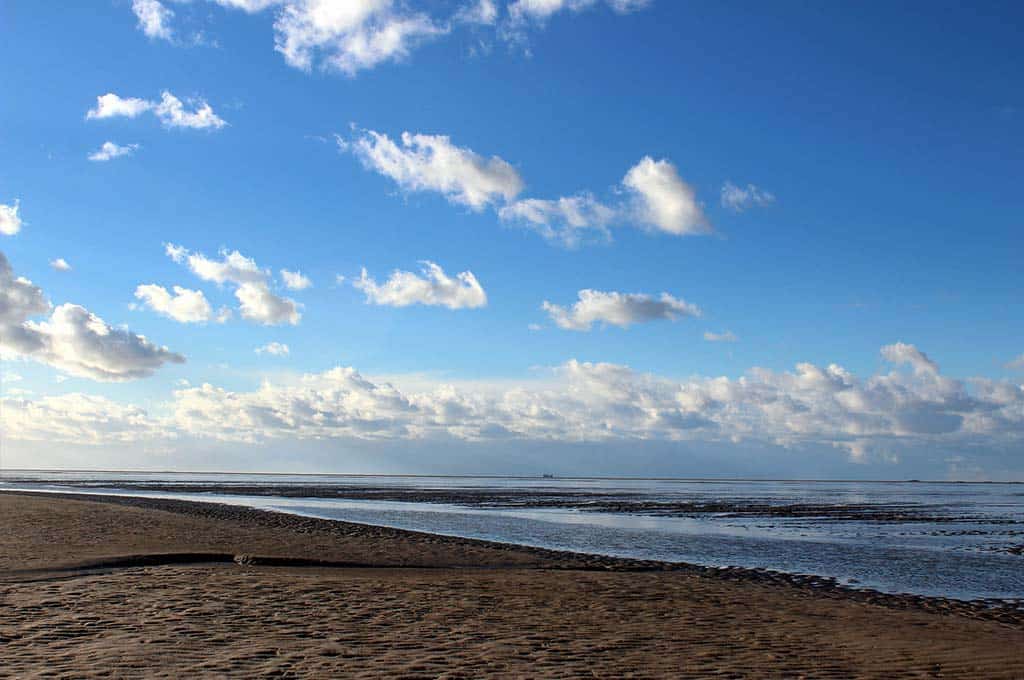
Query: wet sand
[{"left": 1, "top": 492, "right": 1022, "bottom": 678}]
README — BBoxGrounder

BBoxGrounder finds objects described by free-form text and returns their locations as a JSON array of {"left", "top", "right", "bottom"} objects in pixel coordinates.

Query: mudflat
[{"left": 1, "top": 492, "right": 1022, "bottom": 678}]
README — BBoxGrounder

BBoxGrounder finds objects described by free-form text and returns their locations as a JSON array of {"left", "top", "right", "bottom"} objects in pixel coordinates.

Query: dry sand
[{"left": 1, "top": 491, "right": 1022, "bottom": 678}]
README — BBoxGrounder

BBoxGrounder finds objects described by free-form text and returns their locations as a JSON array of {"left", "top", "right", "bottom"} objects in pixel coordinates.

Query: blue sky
[{"left": 1, "top": 0, "right": 1022, "bottom": 478}]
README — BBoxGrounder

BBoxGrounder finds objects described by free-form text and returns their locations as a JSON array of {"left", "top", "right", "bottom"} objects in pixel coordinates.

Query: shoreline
[
  {"left": 3, "top": 490, "right": 1024, "bottom": 677},
  {"left": 4, "top": 489, "right": 1022, "bottom": 626}
]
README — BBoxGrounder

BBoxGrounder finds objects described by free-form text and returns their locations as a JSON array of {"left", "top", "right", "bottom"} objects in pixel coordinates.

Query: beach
[{"left": 1, "top": 492, "right": 1022, "bottom": 678}]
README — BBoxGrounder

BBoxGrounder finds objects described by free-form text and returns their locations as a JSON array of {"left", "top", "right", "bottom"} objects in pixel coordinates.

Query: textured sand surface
[{"left": 1, "top": 492, "right": 1022, "bottom": 678}]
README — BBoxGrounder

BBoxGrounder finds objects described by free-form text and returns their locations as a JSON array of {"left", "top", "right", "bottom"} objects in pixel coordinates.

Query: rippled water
[{"left": 3, "top": 471, "right": 1022, "bottom": 601}]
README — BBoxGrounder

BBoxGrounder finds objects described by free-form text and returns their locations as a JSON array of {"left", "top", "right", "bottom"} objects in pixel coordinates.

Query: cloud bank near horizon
[{"left": 4, "top": 341, "right": 1021, "bottom": 475}]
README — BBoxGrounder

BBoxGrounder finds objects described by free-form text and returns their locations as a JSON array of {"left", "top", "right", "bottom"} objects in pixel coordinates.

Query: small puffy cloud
[
  {"left": 543, "top": 289, "right": 701, "bottom": 331},
  {"left": 86, "top": 91, "right": 226, "bottom": 130},
  {"left": 622, "top": 156, "right": 709, "bottom": 235},
  {"left": 255, "top": 341, "right": 290, "bottom": 356},
  {"left": 273, "top": 0, "right": 448, "bottom": 75},
  {"left": 1, "top": 251, "right": 183, "bottom": 381},
  {"left": 236, "top": 282, "right": 302, "bottom": 325},
  {"left": 1007, "top": 354, "right": 1024, "bottom": 370},
  {"left": 704, "top": 330, "right": 737, "bottom": 343},
  {"left": 88, "top": 141, "right": 139, "bottom": 162},
  {"left": 0, "top": 200, "right": 22, "bottom": 236},
  {"left": 280, "top": 269, "right": 312, "bottom": 290},
  {"left": 153, "top": 91, "right": 227, "bottom": 129},
  {"left": 86, "top": 93, "right": 153, "bottom": 120},
  {"left": 176, "top": 246, "right": 264, "bottom": 285},
  {"left": 165, "top": 242, "right": 189, "bottom": 263},
  {"left": 721, "top": 181, "right": 775, "bottom": 212},
  {"left": 132, "top": 0, "right": 174, "bottom": 40},
  {"left": 134, "top": 284, "right": 217, "bottom": 323},
  {"left": 166, "top": 244, "right": 302, "bottom": 325},
  {"left": 355, "top": 261, "right": 487, "bottom": 309},
  {"left": 49, "top": 258, "right": 72, "bottom": 272},
  {"left": 346, "top": 128, "right": 524, "bottom": 210}
]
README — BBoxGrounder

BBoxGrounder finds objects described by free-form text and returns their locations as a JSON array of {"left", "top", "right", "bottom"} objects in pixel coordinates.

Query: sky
[{"left": 1, "top": 0, "right": 1022, "bottom": 479}]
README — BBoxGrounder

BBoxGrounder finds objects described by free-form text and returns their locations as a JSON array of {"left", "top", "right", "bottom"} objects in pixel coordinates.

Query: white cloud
[
  {"left": 49, "top": 258, "right": 72, "bottom": 272},
  {"left": 88, "top": 141, "right": 139, "bottom": 162},
  {"left": 623, "top": 156, "right": 709, "bottom": 235},
  {"left": 543, "top": 289, "right": 701, "bottom": 331},
  {"left": 86, "top": 91, "right": 226, "bottom": 130},
  {"left": 0, "top": 252, "right": 184, "bottom": 381},
  {"left": 721, "top": 181, "right": 775, "bottom": 212},
  {"left": 346, "top": 128, "right": 524, "bottom": 210},
  {"left": 132, "top": 0, "right": 174, "bottom": 40},
  {"left": 1007, "top": 354, "right": 1024, "bottom": 370},
  {"left": 0, "top": 200, "right": 22, "bottom": 236},
  {"left": 273, "top": 0, "right": 448, "bottom": 75},
  {"left": 133, "top": 284, "right": 219, "bottom": 323},
  {"left": 1, "top": 393, "right": 164, "bottom": 444},
  {"left": 345, "top": 129, "right": 710, "bottom": 246},
  {"left": 280, "top": 269, "right": 312, "bottom": 290},
  {"left": 166, "top": 244, "right": 302, "bottom": 325},
  {"left": 355, "top": 261, "right": 487, "bottom": 309},
  {"left": 209, "top": 0, "right": 284, "bottom": 11},
  {"left": 86, "top": 93, "right": 153, "bottom": 120},
  {"left": 498, "top": 194, "right": 614, "bottom": 246},
  {"left": 256, "top": 341, "right": 290, "bottom": 356},
  {"left": 24, "top": 303, "right": 185, "bottom": 381},
  {"left": 236, "top": 281, "right": 302, "bottom": 325},
  {"left": 704, "top": 330, "right": 737, "bottom": 343},
  {"left": 153, "top": 91, "right": 227, "bottom": 129},
  {"left": 456, "top": 0, "right": 498, "bottom": 24},
  {"left": 5, "top": 342, "right": 1023, "bottom": 471},
  {"left": 0, "top": 251, "right": 49, "bottom": 327},
  {"left": 177, "top": 246, "right": 265, "bottom": 284},
  {"left": 881, "top": 341, "right": 939, "bottom": 375},
  {"left": 508, "top": 0, "right": 649, "bottom": 23}
]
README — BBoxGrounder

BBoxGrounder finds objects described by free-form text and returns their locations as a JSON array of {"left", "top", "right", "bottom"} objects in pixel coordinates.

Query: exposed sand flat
[{"left": 1, "top": 492, "right": 1022, "bottom": 678}]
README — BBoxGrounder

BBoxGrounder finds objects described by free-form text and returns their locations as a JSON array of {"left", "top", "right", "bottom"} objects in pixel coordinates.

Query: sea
[{"left": 2, "top": 470, "right": 1022, "bottom": 602}]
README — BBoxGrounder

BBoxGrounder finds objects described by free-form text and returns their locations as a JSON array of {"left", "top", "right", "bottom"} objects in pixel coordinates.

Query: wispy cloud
[
  {"left": 255, "top": 341, "right": 290, "bottom": 356},
  {"left": 720, "top": 181, "right": 775, "bottom": 212},
  {"left": 88, "top": 141, "right": 139, "bottom": 162},
  {"left": 704, "top": 330, "right": 737, "bottom": 343},
  {"left": 132, "top": 0, "right": 174, "bottom": 41}
]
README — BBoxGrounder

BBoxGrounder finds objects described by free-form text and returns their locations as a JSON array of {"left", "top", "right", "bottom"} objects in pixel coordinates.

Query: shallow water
[{"left": 3, "top": 471, "right": 1022, "bottom": 601}]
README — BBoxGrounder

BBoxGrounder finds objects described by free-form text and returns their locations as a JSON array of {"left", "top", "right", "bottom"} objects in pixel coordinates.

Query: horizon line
[{"left": 0, "top": 467, "right": 1019, "bottom": 485}]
